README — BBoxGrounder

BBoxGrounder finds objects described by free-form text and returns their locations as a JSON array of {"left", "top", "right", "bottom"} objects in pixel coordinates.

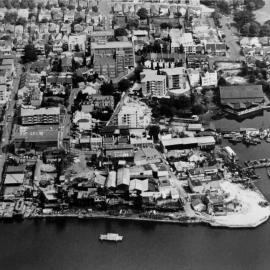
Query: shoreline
[{"left": 1, "top": 210, "right": 268, "bottom": 229}]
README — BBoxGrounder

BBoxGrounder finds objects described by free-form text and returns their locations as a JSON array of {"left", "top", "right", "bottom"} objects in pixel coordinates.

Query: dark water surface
[{"left": 2, "top": 114, "right": 270, "bottom": 270}]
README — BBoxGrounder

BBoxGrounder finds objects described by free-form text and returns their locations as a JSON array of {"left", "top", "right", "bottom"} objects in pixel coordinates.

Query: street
[
  {"left": 219, "top": 15, "right": 244, "bottom": 61},
  {"left": 0, "top": 59, "right": 22, "bottom": 192}
]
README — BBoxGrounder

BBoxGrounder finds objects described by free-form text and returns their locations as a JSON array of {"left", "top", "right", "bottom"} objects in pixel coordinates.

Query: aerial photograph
[{"left": 0, "top": 0, "right": 270, "bottom": 269}]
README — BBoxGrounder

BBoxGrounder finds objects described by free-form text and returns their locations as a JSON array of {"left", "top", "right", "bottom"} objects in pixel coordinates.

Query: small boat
[{"left": 99, "top": 233, "right": 123, "bottom": 242}]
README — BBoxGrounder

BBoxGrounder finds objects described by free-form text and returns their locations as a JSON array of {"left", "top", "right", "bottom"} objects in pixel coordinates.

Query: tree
[
  {"left": 4, "top": 0, "right": 11, "bottom": 9},
  {"left": 218, "top": 77, "right": 228, "bottom": 86},
  {"left": 260, "top": 24, "right": 270, "bottom": 36},
  {"left": 16, "top": 17, "right": 27, "bottom": 26},
  {"left": 74, "top": 44, "right": 80, "bottom": 52},
  {"left": 27, "top": 0, "right": 36, "bottom": 9},
  {"left": 114, "top": 28, "right": 128, "bottom": 37},
  {"left": 77, "top": 5, "right": 82, "bottom": 12},
  {"left": 160, "top": 22, "right": 172, "bottom": 29},
  {"left": 192, "top": 104, "right": 207, "bottom": 115},
  {"left": 62, "top": 42, "right": 69, "bottom": 52},
  {"left": 4, "top": 12, "right": 18, "bottom": 24},
  {"left": 234, "top": 10, "right": 255, "bottom": 30},
  {"left": 100, "top": 82, "right": 115, "bottom": 96},
  {"left": 11, "top": 0, "right": 20, "bottom": 8},
  {"left": 249, "top": 22, "right": 260, "bottom": 37},
  {"left": 137, "top": 7, "right": 148, "bottom": 20},
  {"left": 127, "top": 18, "right": 139, "bottom": 30},
  {"left": 23, "top": 44, "right": 38, "bottom": 63},
  {"left": 118, "top": 79, "right": 130, "bottom": 92},
  {"left": 92, "top": 6, "right": 98, "bottom": 13},
  {"left": 148, "top": 125, "right": 160, "bottom": 141},
  {"left": 179, "top": 44, "right": 184, "bottom": 54},
  {"left": 217, "top": 0, "right": 230, "bottom": 15}
]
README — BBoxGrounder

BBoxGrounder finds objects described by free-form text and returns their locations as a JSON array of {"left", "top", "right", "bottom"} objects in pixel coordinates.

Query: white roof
[
  {"left": 91, "top": 41, "right": 133, "bottom": 49},
  {"left": 106, "top": 171, "right": 117, "bottom": 188},
  {"left": 117, "top": 168, "right": 130, "bottom": 186},
  {"left": 160, "top": 67, "right": 186, "bottom": 76},
  {"left": 129, "top": 179, "right": 148, "bottom": 192},
  {"left": 141, "top": 73, "right": 166, "bottom": 82},
  {"left": 21, "top": 107, "right": 60, "bottom": 117},
  {"left": 162, "top": 136, "right": 215, "bottom": 147},
  {"left": 5, "top": 174, "right": 24, "bottom": 185}
]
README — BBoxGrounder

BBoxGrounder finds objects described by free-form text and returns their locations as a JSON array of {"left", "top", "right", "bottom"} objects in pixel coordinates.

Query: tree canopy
[
  {"left": 100, "top": 82, "right": 115, "bottom": 96},
  {"left": 118, "top": 79, "right": 130, "bottom": 92},
  {"left": 114, "top": 28, "right": 128, "bottom": 37},
  {"left": 217, "top": 0, "right": 230, "bottom": 15},
  {"left": 23, "top": 44, "right": 38, "bottom": 63},
  {"left": 137, "top": 8, "right": 148, "bottom": 20}
]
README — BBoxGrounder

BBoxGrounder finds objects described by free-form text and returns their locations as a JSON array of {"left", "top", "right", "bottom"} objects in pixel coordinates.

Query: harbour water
[
  {"left": 255, "top": 1, "right": 270, "bottom": 24},
  {"left": 2, "top": 112, "right": 270, "bottom": 270}
]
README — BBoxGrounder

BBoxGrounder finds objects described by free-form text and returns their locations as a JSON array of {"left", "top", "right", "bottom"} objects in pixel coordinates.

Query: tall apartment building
[
  {"left": 140, "top": 70, "right": 167, "bottom": 97},
  {"left": 91, "top": 41, "right": 134, "bottom": 67},
  {"left": 20, "top": 107, "right": 60, "bottom": 125}
]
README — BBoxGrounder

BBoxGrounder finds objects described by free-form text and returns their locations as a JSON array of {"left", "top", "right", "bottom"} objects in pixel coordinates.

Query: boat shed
[
  {"left": 161, "top": 136, "right": 215, "bottom": 151},
  {"left": 117, "top": 168, "right": 130, "bottom": 189}
]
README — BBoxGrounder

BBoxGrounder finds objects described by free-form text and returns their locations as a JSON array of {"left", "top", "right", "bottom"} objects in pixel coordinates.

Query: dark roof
[{"left": 220, "top": 85, "right": 264, "bottom": 102}]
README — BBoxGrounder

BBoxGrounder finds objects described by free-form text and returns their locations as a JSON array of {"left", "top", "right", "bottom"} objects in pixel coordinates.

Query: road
[
  {"left": 219, "top": 15, "right": 244, "bottom": 61},
  {"left": 0, "top": 60, "right": 22, "bottom": 191}
]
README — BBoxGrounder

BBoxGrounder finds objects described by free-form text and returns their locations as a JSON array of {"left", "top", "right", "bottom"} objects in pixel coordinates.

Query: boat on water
[{"left": 99, "top": 233, "right": 123, "bottom": 242}]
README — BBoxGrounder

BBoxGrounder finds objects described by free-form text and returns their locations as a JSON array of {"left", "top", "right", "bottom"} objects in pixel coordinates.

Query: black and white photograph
[{"left": 0, "top": 0, "right": 269, "bottom": 269}]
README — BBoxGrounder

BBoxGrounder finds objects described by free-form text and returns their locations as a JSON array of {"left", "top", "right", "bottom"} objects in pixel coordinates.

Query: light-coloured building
[
  {"left": 160, "top": 67, "right": 190, "bottom": 95},
  {"left": 187, "top": 68, "right": 201, "bottom": 87},
  {"left": 140, "top": 70, "right": 167, "bottom": 97},
  {"left": 91, "top": 41, "right": 134, "bottom": 67},
  {"left": 115, "top": 98, "right": 152, "bottom": 128},
  {"left": 68, "top": 34, "right": 87, "bottom": 51},
  {"left": 20, "top": 107, "right": 60, "bottom": 125},
  {"left": 201, "top": 71, "right": 218, "bottom": 88}
]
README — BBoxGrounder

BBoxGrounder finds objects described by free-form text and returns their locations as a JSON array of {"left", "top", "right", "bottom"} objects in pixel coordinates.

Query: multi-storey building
[
  {"left": 140, "top": 70, "right": 167, "bottom": 97},
  {"left": 20, "top": 107, "right": 60, "bottom": 125},
  {"left": 93, "top": 56, "right": 116, "bottom": 79},
  {"left": 116, "top": 98, "right": 152, "bottom": 128},
  {"left": 91, "top": 41, "right": 134, "bottom": 67},
  {"left": 160, "top": 67, "right": 190, "bottom": 94},
  {"left": 82, "top": 95, "right": 115, "bottom": 112}
]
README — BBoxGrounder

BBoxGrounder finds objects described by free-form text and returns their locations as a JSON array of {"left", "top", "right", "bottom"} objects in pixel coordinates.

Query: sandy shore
[{"left": 202, "top": 182, "right": 270, "bottom": 228}]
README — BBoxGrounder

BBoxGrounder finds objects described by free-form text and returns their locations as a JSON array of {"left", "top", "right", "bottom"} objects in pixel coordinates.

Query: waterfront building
[{"left": 219, "top": 85, "right": 264, "bottom": 116}]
